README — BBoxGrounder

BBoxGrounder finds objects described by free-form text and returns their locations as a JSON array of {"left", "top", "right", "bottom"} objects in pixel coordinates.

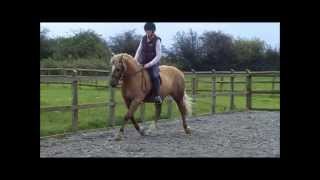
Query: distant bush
[
  {"left": 40, "top": 58, "right": 110, "bottom": 70},
  {"left": 40, "top": 29, "right": 112, "bottom": 61},
  {"left": 40, "top": 27, "right": 279, "bottom": 71}
]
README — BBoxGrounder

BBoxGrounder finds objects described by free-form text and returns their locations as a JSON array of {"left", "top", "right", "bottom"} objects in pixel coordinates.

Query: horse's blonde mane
[{"left": 110, "top": 53, "right": 136, "bottom": 64}]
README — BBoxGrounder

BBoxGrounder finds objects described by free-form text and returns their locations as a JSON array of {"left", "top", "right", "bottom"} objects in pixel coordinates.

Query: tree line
[{"left": 40, "top": 28, "right": 279, "bottom": 71}]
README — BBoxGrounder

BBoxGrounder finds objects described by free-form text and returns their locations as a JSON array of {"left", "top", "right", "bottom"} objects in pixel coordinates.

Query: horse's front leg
[
  {"left": 114, "top": 99, "right": 132, "bottom": 141},
  {"left": 114, "top": 114, "right": 131, "bottom": 141},
  {"left": 115, "top": 98, "right": 145, "bottom": 140},
  {"left": 127, "top": 98, "right": 146, "bottom": 136}
]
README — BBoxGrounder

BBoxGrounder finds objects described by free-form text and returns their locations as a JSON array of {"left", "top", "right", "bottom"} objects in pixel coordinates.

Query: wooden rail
[{"left": 40, "top": 68, "right": 280, "bottom": 136}]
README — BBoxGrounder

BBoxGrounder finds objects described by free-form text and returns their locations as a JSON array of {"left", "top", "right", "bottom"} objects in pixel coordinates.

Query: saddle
[{"left": 143, "top": 75, "right": 163, "bottom": 103}]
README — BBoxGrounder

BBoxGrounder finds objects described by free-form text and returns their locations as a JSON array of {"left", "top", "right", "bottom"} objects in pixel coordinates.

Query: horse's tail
[{"left": 183, "top": 91, "right": 193, "bottom": 117}]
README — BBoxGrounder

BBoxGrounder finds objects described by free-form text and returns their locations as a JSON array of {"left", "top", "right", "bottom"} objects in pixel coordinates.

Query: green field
[{"left": 40, "top": 75, "right": 280, "bottom": 136}]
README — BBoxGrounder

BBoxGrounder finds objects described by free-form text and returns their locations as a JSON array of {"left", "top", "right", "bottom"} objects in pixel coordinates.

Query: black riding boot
[
  {"left": 153, "top": 76, "right": 162, "bottom": 104},
  {"left": 147, "top": 66, "right": 162, "bottom": 104}
]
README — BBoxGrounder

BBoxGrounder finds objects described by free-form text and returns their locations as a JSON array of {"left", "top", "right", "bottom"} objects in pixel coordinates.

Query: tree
[
  {"left": 199, "top": 31, "right": 235, "bottom": 70},
  {"left": 233, "top": 38, "right": 266, "bottom": 70},
  {"left": 40, "top": 26, "right": 279, "bottom": 71},
  {"left": 50, "top": 30, "right": 112, "bottom": 60},
  {"left": 263, "top": 46, "right": 280, "bottom": 71},
  {"left": 40, "top": 28, "right": 54, "bottom": 60},
  {"left": 108, "top": 30, "right": 142, "bottom": 57},
  {"left": 168, "top": 29, "right": 202, "bottom": 70}
]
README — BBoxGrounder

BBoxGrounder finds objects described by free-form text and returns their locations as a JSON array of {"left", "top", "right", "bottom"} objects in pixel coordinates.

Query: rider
[{"left": 134, "top": 22, "right": 162, "bottom": 104}]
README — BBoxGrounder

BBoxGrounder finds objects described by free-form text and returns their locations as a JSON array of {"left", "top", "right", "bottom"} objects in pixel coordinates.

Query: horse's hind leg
[
  {"left": 154, "top": 103, "right": 161, "bottom": 129},
  {"left": 148, "top": 103, "right": 161, "bottom": 133}
]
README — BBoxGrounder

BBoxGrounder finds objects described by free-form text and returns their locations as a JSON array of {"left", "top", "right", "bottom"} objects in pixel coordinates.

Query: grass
[{"left": 40, "top": 75, "right": 280, "bottom": 136}]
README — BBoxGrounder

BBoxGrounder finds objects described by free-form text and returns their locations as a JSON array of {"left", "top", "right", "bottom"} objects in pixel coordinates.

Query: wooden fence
[{"left": 40, "top": 68, "right": 280, "bottom": 132}]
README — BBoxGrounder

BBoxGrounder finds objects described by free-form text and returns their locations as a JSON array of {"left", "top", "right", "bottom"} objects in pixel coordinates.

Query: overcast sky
[{"left": 40, "top": 22, "right": 280, "bottom": 49}]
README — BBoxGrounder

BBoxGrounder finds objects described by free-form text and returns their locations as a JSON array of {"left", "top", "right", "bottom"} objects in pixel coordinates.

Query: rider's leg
[{"left": 147, "top": 66, "right": 162, "bottom": 103}]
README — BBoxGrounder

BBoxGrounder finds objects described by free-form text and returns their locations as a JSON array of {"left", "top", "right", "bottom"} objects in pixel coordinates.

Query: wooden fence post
[
  {"left": 230, "top": 69, "right": 235, "bottom": 111},
  {"left": 191, "top": 69, "right": 196, "bottom": 116},
  {"left": 78, "top": 69, "right": 82, "bottom": 89},
  {"left": 246, "top": 69, "right": 252, "bottom": 110},
  {"left": 220, "top": 76, "right": 224, "bottom": 91},
  {"left": 71, "top": 69, "right": 78, "bottom": 131},
  {"left": 196, "top": 73, "right": 198, "bottom": 91},
  {"left": 46, "top": 69, "right": 49, "bottom": 87},
  {"left": 108, "top": 77, "right": 116, "bottom": 127},
  {"left": 167, "top": 96, "right": 173, "bottom": 120},
  {"left": 211, "top": 69, "right": 216, "bottom": 115},
  {"left": 271, "top": 75, "right": 276, "bottom": 97},
  {"left": 95, "top": 71, "right": 98, "bottom": 89},
  {"left": 63, "top": 69, "right": 67, "bottom": 88}
]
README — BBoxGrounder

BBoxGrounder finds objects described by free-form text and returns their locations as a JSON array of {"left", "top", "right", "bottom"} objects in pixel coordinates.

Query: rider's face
[{"left": 145, "top": 30, "right": 153, "bottom": 37}]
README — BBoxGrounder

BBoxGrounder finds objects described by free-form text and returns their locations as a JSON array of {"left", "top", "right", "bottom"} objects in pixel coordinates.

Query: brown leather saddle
[{"left": 143, "top": 75, "right": 163, "bottom": 103}]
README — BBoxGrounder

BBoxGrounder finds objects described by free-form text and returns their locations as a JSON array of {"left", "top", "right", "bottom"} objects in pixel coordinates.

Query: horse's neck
[
  {"left": 124, "top": 59, "right": 139, "bottom": 76},
  {"left": 122, "top": 59, "right": 140, "bottom": 84},
  {"left": 122, "top": 59, "right": 150, "bottom": 94}
]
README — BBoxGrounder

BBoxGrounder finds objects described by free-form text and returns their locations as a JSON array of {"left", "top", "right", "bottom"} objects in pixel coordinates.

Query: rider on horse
[{"left": 134, "top": 22, "right": 162, "bottom": 104}]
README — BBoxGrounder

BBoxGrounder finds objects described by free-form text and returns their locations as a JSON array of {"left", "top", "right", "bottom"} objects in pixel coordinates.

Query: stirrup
[{"left": 154, "top": 96, "right": 162, "bottom": 104}]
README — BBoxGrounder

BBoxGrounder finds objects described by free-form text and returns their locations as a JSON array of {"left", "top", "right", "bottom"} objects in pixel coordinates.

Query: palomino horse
[{"left": 109, "top": 53, "right": 192, "bottom": 140}]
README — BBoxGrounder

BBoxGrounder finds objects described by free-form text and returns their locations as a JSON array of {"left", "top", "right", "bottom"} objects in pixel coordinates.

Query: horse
[{"left": 109, "top": 53, "right": 192, "bottom": 140}]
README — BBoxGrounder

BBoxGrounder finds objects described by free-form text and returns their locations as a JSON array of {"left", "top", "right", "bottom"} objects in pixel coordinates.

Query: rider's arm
[{"left": 134, "top": 39, "right": 142, "bottom": 64}]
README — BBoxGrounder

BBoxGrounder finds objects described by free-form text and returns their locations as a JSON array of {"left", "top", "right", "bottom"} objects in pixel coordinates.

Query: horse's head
[{"left": 109, "top": 53, "right": 128, "bottom": 87}]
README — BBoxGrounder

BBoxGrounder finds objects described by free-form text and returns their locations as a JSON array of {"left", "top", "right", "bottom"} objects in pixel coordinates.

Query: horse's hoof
[
  {"left": 140, "top": 127, "right": 147, "bottom": 136},
  {"left": 114, "top": 133, "right": 123, "bottom": 141},
  {"left": 185, "top": 127, "right": 192, "bottom": 135},
  {"left": 149, "top": 123, "right": 159, "bottom": 130},
  {"left": 140, "top": 130, "right": 146, "bottom": 136}
]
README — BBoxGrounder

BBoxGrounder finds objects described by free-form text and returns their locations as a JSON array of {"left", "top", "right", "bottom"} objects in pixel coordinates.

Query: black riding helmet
[{"left": 144, "top": 22, "right": 156, "bottom": 32}]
